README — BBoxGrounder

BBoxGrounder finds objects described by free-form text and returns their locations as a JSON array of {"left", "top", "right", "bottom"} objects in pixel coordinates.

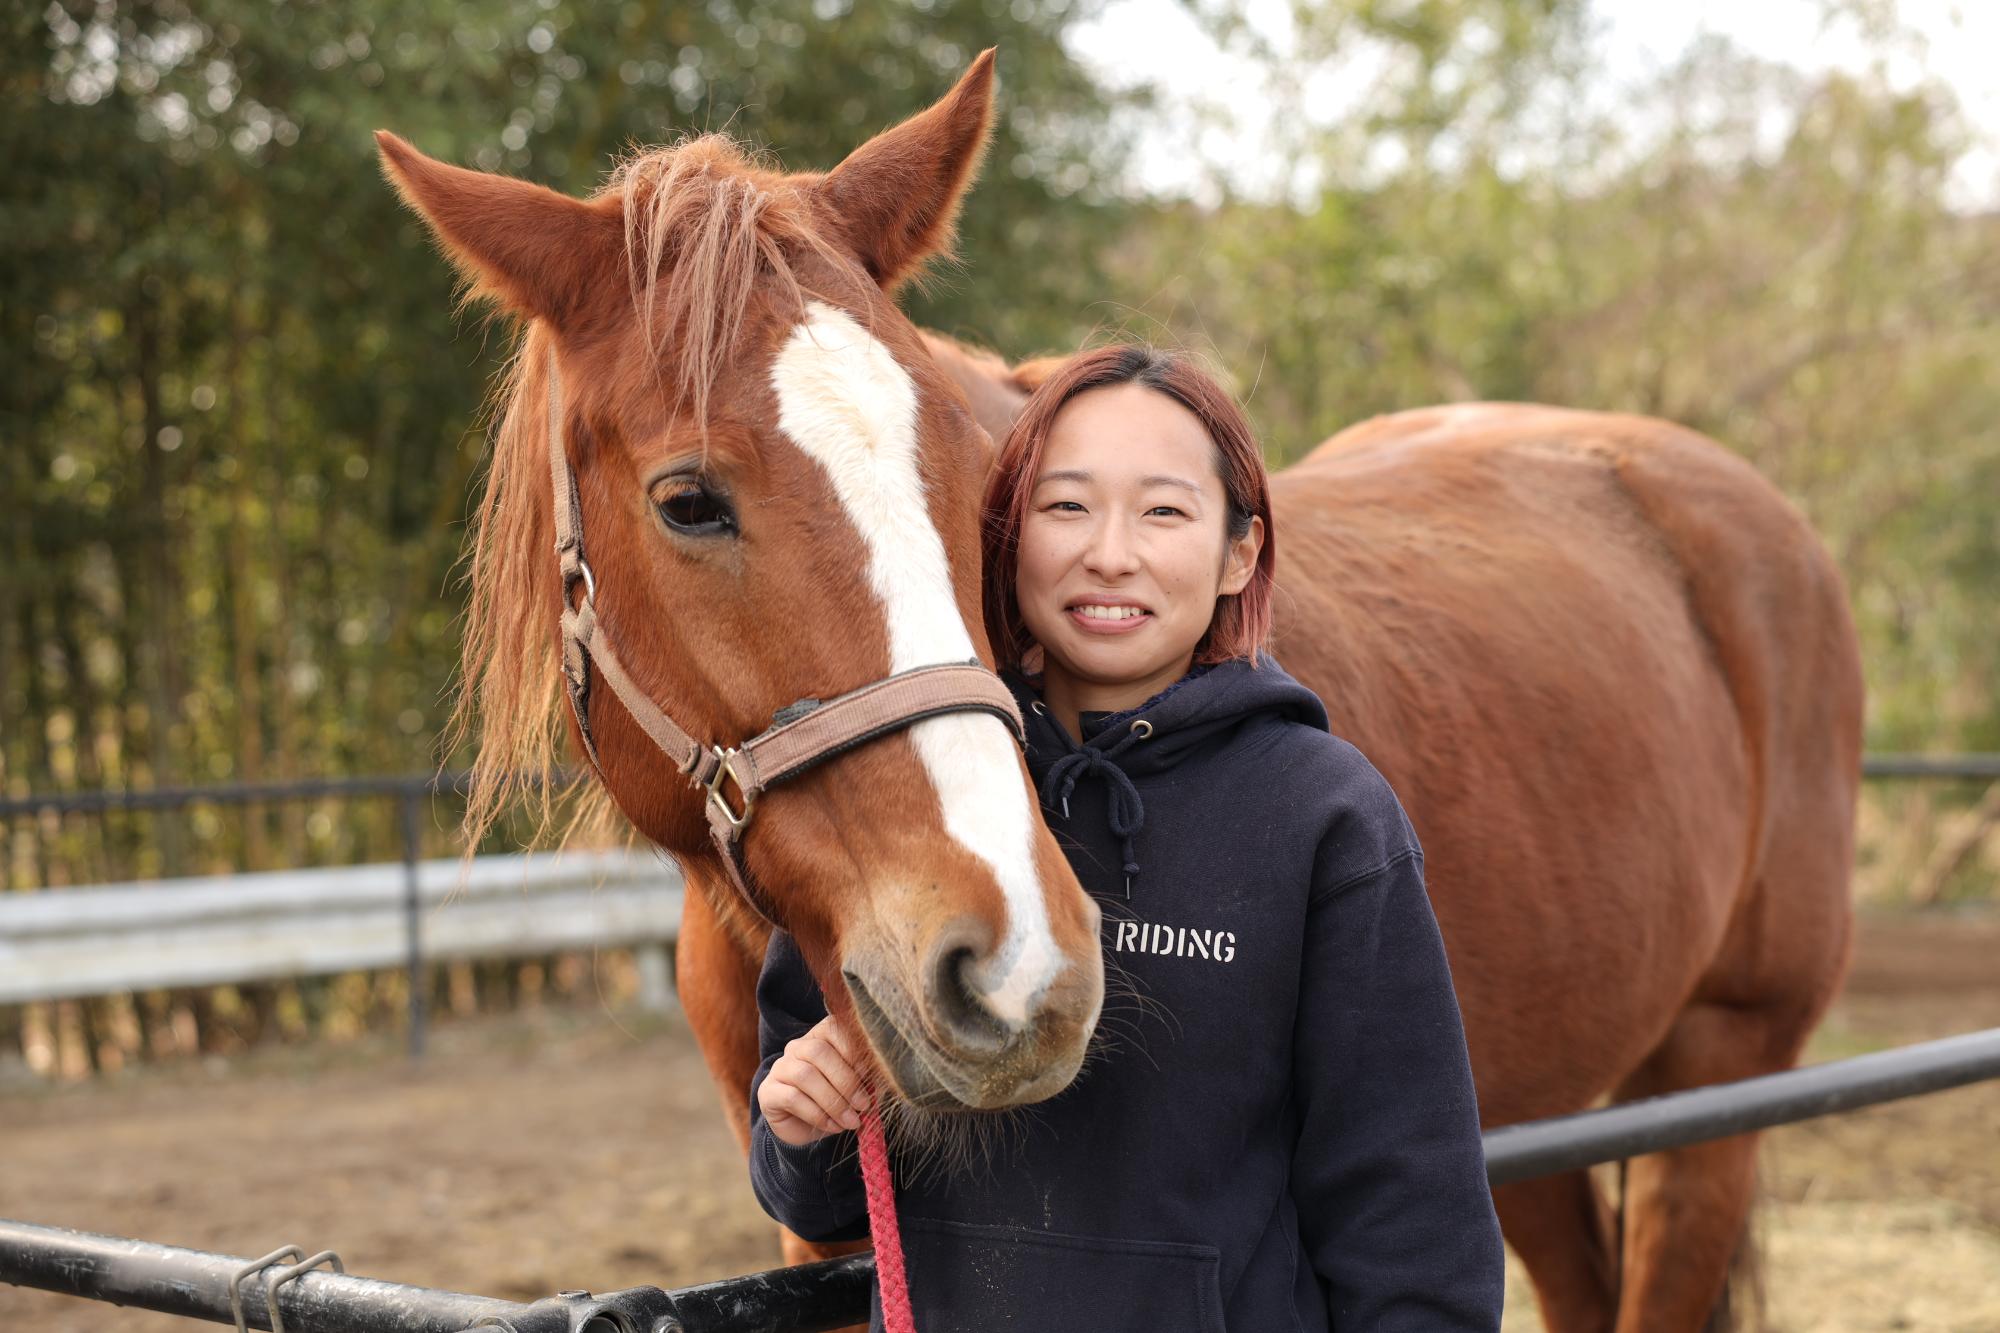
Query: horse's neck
[{"left": 918, "top": 329, "right": 1030, "bottom": 447}]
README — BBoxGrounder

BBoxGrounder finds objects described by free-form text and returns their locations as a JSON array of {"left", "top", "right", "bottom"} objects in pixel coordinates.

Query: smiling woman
[
  {"left": 748, "top": 341, "right": 1507, "bottom": 1332},
  {"left": 982, "top": 345, "right": 1275, "bottom": 739}
]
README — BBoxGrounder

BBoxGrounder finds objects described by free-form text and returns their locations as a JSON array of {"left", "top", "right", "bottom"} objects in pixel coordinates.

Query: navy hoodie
[{"left": 748, "top": 654, "right": 1504, "bottom": 1331}]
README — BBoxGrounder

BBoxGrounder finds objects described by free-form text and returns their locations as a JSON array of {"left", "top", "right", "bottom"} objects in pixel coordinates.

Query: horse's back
[{"left": 1271, "top": 402, "right": 1860, "bottom": 1121}]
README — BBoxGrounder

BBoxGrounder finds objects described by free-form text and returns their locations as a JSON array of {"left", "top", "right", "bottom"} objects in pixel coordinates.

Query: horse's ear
[
  {"left": 375, "top": 131, "right": 619, "bottom": 329},
  {"left": 815, "top": 48, "right": 998, "bottom": 292},
  {"left": 1008, "top": 354, "right": 1070, "bottom": 395}
]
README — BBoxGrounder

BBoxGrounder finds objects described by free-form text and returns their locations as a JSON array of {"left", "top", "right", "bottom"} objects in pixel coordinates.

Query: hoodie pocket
[{"left": 891, "top": 1217, "right": 1226, "bottom": 1332}]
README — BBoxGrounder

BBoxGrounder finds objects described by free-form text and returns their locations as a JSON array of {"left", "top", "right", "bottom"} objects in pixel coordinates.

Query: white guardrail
[{"left": 0, "top": 850, "right": 684, "bottom": 1011}]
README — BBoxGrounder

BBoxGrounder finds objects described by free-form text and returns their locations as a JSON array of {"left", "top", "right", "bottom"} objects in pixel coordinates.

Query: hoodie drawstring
[{"left": 1040, "top": 725, "right": 1150, "bottom": 896}]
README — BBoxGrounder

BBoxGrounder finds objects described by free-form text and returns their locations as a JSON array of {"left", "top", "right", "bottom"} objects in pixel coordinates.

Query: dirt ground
[{"left": 2, "top": 910, "right": 1996, "bottom": 1333}]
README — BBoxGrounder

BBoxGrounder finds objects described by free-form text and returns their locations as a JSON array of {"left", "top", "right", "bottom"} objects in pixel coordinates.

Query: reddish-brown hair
[{"left": 981, "top": 344, "right": 1277, "bottom": 671}]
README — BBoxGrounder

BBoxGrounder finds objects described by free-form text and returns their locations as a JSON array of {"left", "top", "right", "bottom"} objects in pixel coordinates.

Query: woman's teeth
[{"left": 1075, "top": 604, "right": 1145, "bottom": 621}]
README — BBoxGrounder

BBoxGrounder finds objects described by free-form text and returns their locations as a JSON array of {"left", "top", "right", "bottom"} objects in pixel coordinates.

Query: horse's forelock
[{"left": 610, "top": 135, "right": 855, "bottom": 438}]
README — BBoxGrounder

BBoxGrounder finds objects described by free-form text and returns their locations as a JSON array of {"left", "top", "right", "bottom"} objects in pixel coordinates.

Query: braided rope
[{"left": 859, "top": 1099, "right": 916, "bottom": 1333}]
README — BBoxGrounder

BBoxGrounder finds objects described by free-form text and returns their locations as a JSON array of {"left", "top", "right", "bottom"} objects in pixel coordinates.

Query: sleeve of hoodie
[
  {"left": 745, "top": 928, "right": 871, "bottom": 1243},
  {"left": 1289, "top": 790, "right": 1505, "bottom": 1330}
]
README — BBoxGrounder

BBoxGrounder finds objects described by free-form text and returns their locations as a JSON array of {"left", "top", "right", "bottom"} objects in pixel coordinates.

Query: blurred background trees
[{"left": 4, "top": 0, "right": 1995, "bottom": 913}]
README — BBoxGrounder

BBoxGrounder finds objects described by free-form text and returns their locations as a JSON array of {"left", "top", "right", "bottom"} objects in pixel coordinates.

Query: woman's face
[{"left": 1016, "top": 382, "right": 1262, "bottom": 694}]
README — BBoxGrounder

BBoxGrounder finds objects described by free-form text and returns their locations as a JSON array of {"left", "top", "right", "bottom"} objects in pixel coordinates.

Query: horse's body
[
  {"left": 1275, "top": 403, "right": 1860, "bottom": 1328},
  {"left": 384, "top": 51, "right": 1860, "bottom": 1333}
]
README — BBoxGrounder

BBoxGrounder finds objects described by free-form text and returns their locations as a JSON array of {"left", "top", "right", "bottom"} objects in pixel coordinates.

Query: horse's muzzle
[{"left": 842, "top": 933, "right": 1101, "bottom": 1111}]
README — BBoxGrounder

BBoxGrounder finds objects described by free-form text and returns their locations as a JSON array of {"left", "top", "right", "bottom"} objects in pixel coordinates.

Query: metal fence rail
[
  {"left": 2, "top": 752, "right": 1992, "bottom": 822},
  {"left": 5, "top": 1025, "right": 1997, "bottom": 1332},
  {"left": 1862, "top": 753, "right": 2000, "bottom": 779},
  {"left": 0, "top": 1220, "right": 872, "bottom": 1333},
  {"left": 2, "top": 770, "right": 548, "bottom": 1058},
  {"left": 1481, "top": 1026, "right": 2000, "bottom": 1184},
  {"left": 0, "top": 773, "right": 456, "bottom": 819},
  {"left": 0, "top": 849, "right": 679, "bottom": 1008}
]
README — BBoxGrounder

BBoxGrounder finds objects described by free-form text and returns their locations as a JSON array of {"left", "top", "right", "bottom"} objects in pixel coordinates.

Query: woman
[{"left": 747, "top": 344, "right": 1505, "bottom": 1331}]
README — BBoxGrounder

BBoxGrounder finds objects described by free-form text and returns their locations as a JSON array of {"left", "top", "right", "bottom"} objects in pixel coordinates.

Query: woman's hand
[{"left": 759, "top": 1016, "right": 875, "bottom": 1147}]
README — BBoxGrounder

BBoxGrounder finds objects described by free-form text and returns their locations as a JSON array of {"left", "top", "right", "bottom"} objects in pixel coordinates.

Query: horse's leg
[
  {"left": 678, "top": 864, "right": 872, "bottom": 1290},
  {"left": 677, "top": 873, "right": 767, "bottom": 1154},
  {"left": 1607, "top": 1002, "right": 1779, "bottom": 1332},
  {"left": 1494, "top": 1171, "right": 1619, "bottom": 1333},
  {"left": 1615, "top": 688, "right": 1853, "bottom": 1329},
  {"left": 1613, "top": 945, "right": 1846, "bottom": 1333}
]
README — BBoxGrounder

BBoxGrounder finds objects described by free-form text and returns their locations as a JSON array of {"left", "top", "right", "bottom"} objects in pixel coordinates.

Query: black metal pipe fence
[
  {"left": 0, "top": 1219, "right": 873, "bottom": 1333},
  {"left": 1861, "top": 753, "right": 2000, "bottom": 779},
  {"left": 4, "top": 1026, "right": 1998, "bottom": 1332},
  {"left": 0, "top": 773, "right": 458, "bottom": 818},
  {"left": 1480, "top": 1026, "right": 2000, "bottom": 1184}
]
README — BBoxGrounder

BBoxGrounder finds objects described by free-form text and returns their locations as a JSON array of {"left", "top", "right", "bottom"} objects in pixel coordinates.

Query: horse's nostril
[{"left": 931, "top": 940, "right": 1009, "bottom": 1054}]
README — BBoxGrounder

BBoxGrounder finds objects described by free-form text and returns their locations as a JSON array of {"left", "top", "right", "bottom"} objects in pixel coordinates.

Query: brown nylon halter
[{"left": 545, "top": 350, "right": 1025, "bottom": 928}]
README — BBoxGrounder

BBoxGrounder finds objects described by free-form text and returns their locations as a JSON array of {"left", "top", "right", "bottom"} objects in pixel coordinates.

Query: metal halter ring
[
  {"left": 575, "top": 556, "right": 597, "bottom": 604},
  {"left": 705, "top": 746, "right": 755, "bottom": 832}
]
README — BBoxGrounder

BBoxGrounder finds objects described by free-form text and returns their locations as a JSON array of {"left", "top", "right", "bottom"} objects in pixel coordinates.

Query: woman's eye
[
  {"left": 1147, "top": 505, "right": 1186, "bottom": 518},
  {"left": 1046, "top": 500, "right": 1086, "bottom": 513},
  {"left": 653, "top": 479, "right": 736, "bottom": 535}
]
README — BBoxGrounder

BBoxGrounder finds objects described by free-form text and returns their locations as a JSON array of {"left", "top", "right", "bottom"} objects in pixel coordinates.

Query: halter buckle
[
  {"left": 705, "top": 746, "right": 756, "bottom": 832},
  {"left": 562, "top": 553, "right": 595, "bottom": 606}
]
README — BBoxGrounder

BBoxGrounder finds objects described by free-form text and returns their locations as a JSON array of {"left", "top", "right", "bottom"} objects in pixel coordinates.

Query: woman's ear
[{"left": 1219, "top": 514, "right": 1265, "bottom": 596}]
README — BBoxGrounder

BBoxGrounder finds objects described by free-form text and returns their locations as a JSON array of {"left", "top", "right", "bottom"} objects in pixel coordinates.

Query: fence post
[
  {"left": 399, "top": 785, "right": 428, "bottom": 1060},
  {"left": 634, "top": 944, "right": 677, "bottom": 1015}
]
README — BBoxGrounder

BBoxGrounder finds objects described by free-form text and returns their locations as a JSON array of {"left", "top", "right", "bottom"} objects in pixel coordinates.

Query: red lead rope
[{"left": 858, "top": 1099, "right": 917, "bottom": 1333}]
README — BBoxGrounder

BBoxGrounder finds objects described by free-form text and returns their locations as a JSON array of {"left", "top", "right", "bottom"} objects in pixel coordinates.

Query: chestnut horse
[{"left": 381, "top": 50, "right": 1861, "bottom": 1333}]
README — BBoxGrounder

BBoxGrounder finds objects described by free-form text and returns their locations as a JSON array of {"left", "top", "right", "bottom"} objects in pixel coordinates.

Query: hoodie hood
[
  {"left": 1006, "top": 652, "right": 1330, "bottom": 779},
  {"left": 1003, "top": 653, "right": 1331, "bottom": 892}
]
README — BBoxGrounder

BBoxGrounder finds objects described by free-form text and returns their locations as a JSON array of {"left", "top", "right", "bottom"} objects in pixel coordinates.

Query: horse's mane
[{"left": 446, "top": 132, "right": 853, "bottom": 852}]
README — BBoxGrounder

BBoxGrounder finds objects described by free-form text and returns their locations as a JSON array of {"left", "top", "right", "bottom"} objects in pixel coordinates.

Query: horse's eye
[{"left": 652, "top": 478, "right": 736, "bottom": 536}]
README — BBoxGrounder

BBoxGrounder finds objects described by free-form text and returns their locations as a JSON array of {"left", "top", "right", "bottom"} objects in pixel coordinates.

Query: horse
[{"left": 380, "top": 49, "right": 1862, "bottom": 1333}]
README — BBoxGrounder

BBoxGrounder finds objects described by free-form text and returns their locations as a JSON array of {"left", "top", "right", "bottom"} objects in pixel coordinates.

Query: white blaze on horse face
[{"left": 769, "top": 301, "right": 1058, "bottom": 1026}]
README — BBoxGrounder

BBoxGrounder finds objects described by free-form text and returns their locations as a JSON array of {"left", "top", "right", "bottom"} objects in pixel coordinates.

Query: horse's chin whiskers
[
  {"left": 875, "top": 1090, "right": 1034, "bottom": 1191},
  {"left": 1099, "top": 953, "right": 1176, "bottom": 1038}
]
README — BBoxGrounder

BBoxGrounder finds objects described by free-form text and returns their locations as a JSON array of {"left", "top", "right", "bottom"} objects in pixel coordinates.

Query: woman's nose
[{"left": 1081, "top": 515, "right": 1141, "bottom": 577}]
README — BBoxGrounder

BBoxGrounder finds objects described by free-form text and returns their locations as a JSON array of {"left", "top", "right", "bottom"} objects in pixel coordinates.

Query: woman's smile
[{"left": 1066, "top": 596, "right": 1153, "bottom": 633}]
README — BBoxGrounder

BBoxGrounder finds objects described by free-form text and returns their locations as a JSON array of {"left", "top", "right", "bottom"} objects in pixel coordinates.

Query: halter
[{"left": 545, "top": 350, "right": 1025, "bottom": 928}]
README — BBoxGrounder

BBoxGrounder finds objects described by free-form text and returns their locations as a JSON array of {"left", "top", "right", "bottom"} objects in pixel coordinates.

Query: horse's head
[{"left": 379, "top": 51, "right": 1102, "bottom": 1111}]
